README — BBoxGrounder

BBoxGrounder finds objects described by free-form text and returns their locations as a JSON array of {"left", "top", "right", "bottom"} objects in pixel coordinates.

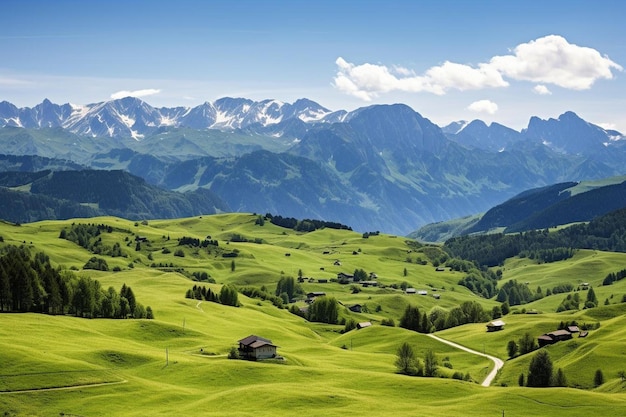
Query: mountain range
[{"left": 1, "top": 97, "right": 625, "bottom": 235}]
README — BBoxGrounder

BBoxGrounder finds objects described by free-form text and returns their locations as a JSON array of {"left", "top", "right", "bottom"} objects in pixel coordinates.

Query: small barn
[
  {"left": 348, "top": 304, "right": 362, "bottom": 313},
  {"left": 486, "top": 320, "right": 506, "bottom": 332},
  {"left": 238, "top": 335, "right": 278, "bottom": 360},
  {"left": 356, "top": 322, "right": 372, "bottom": 330},
  {"left": 306, "top": 292, "right": 326, "bottom": 303}
]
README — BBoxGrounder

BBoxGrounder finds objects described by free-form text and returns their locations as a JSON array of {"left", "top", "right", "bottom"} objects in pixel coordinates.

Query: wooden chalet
[
  {"left": 537, "top": 329, "right": 573, "bottom": 347},
  {"left": 486, "top": 320, "right": 506, "bottom": 332},
  {"left": 306, "top": 292, "right": 326, "bottom": 303},
  {"left": 356, "top": 322, "right": 372, "bottom": 330},
  {"left": 238, "top": 335, "right": 278, "bottom": 360}
]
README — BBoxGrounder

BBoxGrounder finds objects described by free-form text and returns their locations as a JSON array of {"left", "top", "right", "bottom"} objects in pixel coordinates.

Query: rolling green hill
[
  {"left": 2, "top": 214, "right": 626, "bottom": 416},
  {"left": 0, "top": 169, "right": 229, "bottom": 223},
  {"left": 413, "top": 176, "right": 626, "bottom": 241}
]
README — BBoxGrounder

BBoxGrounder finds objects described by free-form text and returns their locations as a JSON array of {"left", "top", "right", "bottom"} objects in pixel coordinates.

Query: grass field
[{"left": 1, "top": 214, "right": 626, "bottom": 416}]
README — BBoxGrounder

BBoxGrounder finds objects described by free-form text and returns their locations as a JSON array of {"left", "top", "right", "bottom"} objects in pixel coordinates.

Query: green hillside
[{"left": 2, "top": 214, "right": 626, "bottom": 416}]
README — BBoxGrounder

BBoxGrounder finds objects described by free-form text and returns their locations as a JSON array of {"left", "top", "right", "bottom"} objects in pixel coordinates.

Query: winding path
[{"left": 427, "top": 334, "right": 504, "bottom": 387}]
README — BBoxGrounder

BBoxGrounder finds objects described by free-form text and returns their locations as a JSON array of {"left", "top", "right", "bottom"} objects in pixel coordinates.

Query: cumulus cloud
[
  {"left": 533, "top": 85, "right": 552, "bottom": 95},
  {"left": 110, "top": 88, "right": 161, "bottom": 99},
  {"left": 489, "top": 35, "right": 622, "bottom": 89},
  {"left": 333, "top": 35, "right": 622, "bottom": 100},
  {"left": 333, "top": 57, "right": 507, "bottom": 99},
  {"left": 467, "top": 100, "right": 498, "bottom": 115}
]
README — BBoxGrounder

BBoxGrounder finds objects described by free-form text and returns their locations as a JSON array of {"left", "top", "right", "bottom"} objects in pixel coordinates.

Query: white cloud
[
  {"left": 533, "top": 85, "right": 552, "bottom": 95},
  {"left": 333, "top": 35, "right": 622, "bottom": 100},
  {"left": 490, "top": 35, "right": 622, "bottom": 90},
  {"left": 110, "top": 88, "right": 161, "bottom": 99},
  {"left": 467, "top": 99, "right": 498, "bottom": 115},
  {"left": 333, "top": 57, "right": 507, "bottom": 99}
]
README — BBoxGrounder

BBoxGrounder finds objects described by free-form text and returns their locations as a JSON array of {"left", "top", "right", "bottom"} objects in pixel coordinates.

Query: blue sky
[{"left": 1, "top": 0, "right": 625, "bottom": 131}]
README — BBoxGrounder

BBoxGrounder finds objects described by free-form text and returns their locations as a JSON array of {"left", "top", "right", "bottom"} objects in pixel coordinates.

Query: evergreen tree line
[
  {"left": 496, "top": 279, "right": 543, "bottom": 306},
  {"left": 59, "top": 223, "right": 125, "bottom": 257},
  {"left": 602, "top": 267, "right": 626, "bottom": 285},
  {"left": 399, "top": 301, "right": 492, "bottom": 333},
  {"left": 289, "top": 296, "right": 339, "bottom": 324},
  {"left": 178, "top": 236, "right": 219, "bottom": 248},
  {"left": 184, "top": 284, "right": 239, "bottom": 307},
  {"left": 556, "top": 288, "right": 598, "bottom": 312},
  {"left": 0, "top": 244, "right": 152, "bottom": 319},
  {"left": 445, "top": 206, "right": 626, "bottom": 268},
  {"left": 274, "top": 276, "right": 303, "bottom": 302},
  {"left": 240, "top": 286, "right": 284, "bottom": 308},
  {"left": 265, "top": 214, "right": 352, "bottom": 232}
]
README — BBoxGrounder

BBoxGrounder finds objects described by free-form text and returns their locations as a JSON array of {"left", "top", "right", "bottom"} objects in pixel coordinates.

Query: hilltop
[{"left": 2, "top": 213, "right": 626, "bottom": 416}]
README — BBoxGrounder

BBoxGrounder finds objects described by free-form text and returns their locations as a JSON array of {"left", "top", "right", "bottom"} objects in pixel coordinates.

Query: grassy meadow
[{"left": 1, "top": 214, "right": 626, "bottom": 416}]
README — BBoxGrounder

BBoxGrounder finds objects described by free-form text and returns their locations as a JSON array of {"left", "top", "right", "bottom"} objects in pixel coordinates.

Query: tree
[
  {"left": 307, "top": 296, "right": 338, "bottom": 324},
  {"left": 518, "top": 332, "right": 537, "bottom": 355},
  {"left": 228, "top": 346, "right": 239, "bottom": 359},
  {"left": 423, "top": 349, "right": 438, "bottom": 377},
  {"left": 219, "top": 285, "right": 239, "bottom": 307},
  {"left": 527, "top": 350, "right": 553, "bottom": 387},
  {"left": 146, "top": 306, "right": 154, "bottom": 319},
  {"left": 507, "top": 340, "right": 518, "bottom": 358},
  {"left": 586, "top": 287, "right": 598, "bottom": 308},
  {"left": 554, "top": 368, "right": 567, "bottom": 387},
  {"left": 491, "top": 305, "right": 502, "bottom": 319},
  {"left": 501, "top": 301, "right": 510, "bottom": 316},
  {"left": 399, "top": 305, "right": 421, "bottom": 332},
  {"left": 518, "top": 373, "right": 525, "bottom": 387},
  {"left": 618, "top": 370, "right": 626, "bottom": 382},
  {"left": 395, "top": 342, "right": 421, "bottom": 376},
  {"left": 231, "top": 260, "right": 236, "bottom": 272},
  {"left": 403, "top": 267, "right": 408, "bottom": 277},
  {"left": 594, "top": 369, "right": 604, "bottom": 387},
  {"left": 275, "top": 276, "right": 302, "bottom": 300}
]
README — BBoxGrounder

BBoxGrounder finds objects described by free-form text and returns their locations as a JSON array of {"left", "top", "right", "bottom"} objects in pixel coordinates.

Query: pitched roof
[
  {"left": 249, "top": 340, "right": 277, "bottom": 349},
  {"left": 238, "top": 335, "right": 272, "bottom": 347},
  {"left": 487, "top": 320, "right": 506, "bottom": 327}
]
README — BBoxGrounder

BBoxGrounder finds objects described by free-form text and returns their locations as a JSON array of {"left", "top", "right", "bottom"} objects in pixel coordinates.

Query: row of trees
[
  {"left": 520, "top": 350, "right": 608, "bottom": 388},
  {"left": 399, "top": 301, "right": 493, "bottom": 333},
  {"left": 59, "top": 223, "right": 126, "bottom": 257},
  {"left": 288, "top": 295, "right": 339, "bottom": 324},
  {"left": 184, "top": 284, "right": 239, "bottom": 307},
  {"left": 178, "top": 236, "right": 219, "bottom": 248},
  {"left": 445, "top": 206, "right": 626, "bottom": 268},
  {"left": 0, "top": 244, "right": 152, "bottom": 318},
  {"left": 265, "top": 214, "right": 352, "bottom": 232}
]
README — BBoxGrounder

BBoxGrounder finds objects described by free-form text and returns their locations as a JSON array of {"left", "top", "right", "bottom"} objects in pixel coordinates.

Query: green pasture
[{"left": 2, "top": 214, "right": 626, "bottom": 416}]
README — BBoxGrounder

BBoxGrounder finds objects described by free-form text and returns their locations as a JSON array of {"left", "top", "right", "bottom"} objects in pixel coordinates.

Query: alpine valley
[{"left": 1, "top": 97, "right": 624, "bottom": 235}]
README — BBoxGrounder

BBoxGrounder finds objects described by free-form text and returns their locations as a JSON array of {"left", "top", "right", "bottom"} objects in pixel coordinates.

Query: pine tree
[
  {"left": 594, "top": 369, "right": 604, "bottom": 387},
  {"left": 423, "top": 349, "right": 438, "bottom": 377},
  {"left": 554, "top": 368, "right": 567, "bottom": 387},
  {"left": 527, "top": 350, "right": 553, "bottom": 387}
]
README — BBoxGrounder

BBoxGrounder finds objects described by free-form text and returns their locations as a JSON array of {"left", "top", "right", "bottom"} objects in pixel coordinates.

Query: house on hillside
[
  {"left": 356, "top": 322, "right": 372, "bottom": 330},
  {"left": 348, "top": 304, "right": 362, "bottom": 313},
  {"left": 405, "top": 288, "right": 416, "bottom": 294},
  {"left": 238, "top": 335, "right": 278, "bottom": 360},
  {"left": 306, "top": 292, "right": 326, "bottom": 303},
  {"left": 537, "top": 329, "right": 573, "bottom": 347},
  {"left": 486, "top": 320, "right": 506, "bottom": 332}
]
